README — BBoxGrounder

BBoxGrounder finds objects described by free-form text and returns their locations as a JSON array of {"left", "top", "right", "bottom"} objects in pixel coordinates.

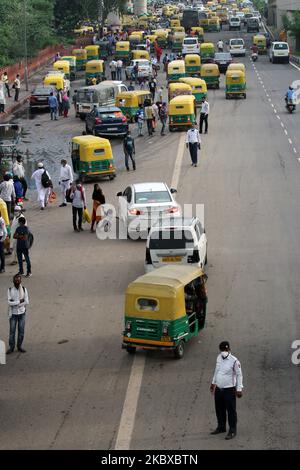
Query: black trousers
[
  {"left": 199, "top": 113, "right": 208, "bottom": 133},
  {"left": 72, "top": 207, "right": 83, "bottom": 230},
  {"left": 125, "top": 150, "right": 136, "bottom": 170},
  {"left": 147, "top": 119, "right": 153, "bottom": 136},
  {"left": 20, "top": 177, "right": 28, "bottom": 198},
  {"left": 189, "top": 142, "right": 198, "bottom": 164},
  {"left": 14, "top": 88, "right": 20, "bottom": 102},
  {"left": 214, "top": 387, "right": 237, "bottom": 432},
  {"left": 0, "top": 240, "right": 5, "bottom": 270}
]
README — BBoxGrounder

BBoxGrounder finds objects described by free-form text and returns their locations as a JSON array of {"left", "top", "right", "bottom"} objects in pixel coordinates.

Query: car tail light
[
  {"left": 128, "top": 208, "right": 142, "bottom": 216},
  {"left": 109, "top": 162, "right": 113, "bottom": 169},
  {"left": 166, "top": 206, "right": 179, "bottom": 214},
  {"left": 145, "top": 247, "right": 152, "bottom": 264},
  {"left": 188, "top": 249, "right": 200, "bottom": 263},
  {"left": 126, "top": 321, "right": 132, "bottom": 332},
  {"left": 95, "top": 118, "right": 102, "bottom": 124},
  {"left": 121, "top": 116, "right": 127, "bottom": 123},
  {"left": 30, "top": 96, "right": 37, "bottom": 102}
]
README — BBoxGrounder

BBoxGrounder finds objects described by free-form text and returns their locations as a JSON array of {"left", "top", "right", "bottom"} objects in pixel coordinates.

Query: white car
[
  {"left": 125, "top": 59, "right": 152, "bottom": 80},
  {"left": 145, "top": 217, "right": 207, "bottom": 272},
  {"left": 182, "top": 37, "right": 200, "bottom": 55},
  {"left": 229, "top": 38, "right": 246, "bottom": 57},
  {"left": 229, "top": 16, "right": 241, "bottom": 30},
  {"left": 269, "top": 42, "right": 290, "bottom": 64},
  {"left": 117, "top": 182, "right": 181, "bottom": 239}
]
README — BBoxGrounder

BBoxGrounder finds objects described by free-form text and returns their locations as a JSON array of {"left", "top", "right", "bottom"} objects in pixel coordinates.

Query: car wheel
[
  {"left": 126, "top": 345, "right": 136, "bottom": 354},
  {"left": 174, "top": 340, "right": 185, "bottom": 359}
]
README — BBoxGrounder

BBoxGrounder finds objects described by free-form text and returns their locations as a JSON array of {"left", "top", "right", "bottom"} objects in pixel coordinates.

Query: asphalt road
[{"left": 0, "top": 26, "right": 300, "bottom": 450}]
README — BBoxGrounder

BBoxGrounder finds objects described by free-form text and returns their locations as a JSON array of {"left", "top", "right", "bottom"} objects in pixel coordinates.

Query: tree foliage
[{"left": 283, "top": 11, "right": 300, "bottom": 38}]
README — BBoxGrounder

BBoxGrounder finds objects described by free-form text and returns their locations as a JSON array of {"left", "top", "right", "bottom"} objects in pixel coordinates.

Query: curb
[
  {"left": 0, "top": 94, "right": 31, "bottom": 123},
  {"left": 290, "top": 55, "right": 300, "bottom": 65}
]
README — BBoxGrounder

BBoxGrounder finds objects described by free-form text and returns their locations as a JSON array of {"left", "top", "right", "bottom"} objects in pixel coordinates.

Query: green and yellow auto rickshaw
[
  {"left": 115, "top": 90, "right": 152, "bottom": 122},
  {"left": 168, "top": 95, "right": 197, "bottom": 131},
  {"left": 201, "top": 63, "right": 220, "bottom": 89},
  {"left": 200, "top": 42, "right": 215, "bottom": 63},
  {"left": 168, "top": 82, "right": 192, "bottom": 100},
  {"left": 225, "top": 69, "right": 246, "bottom": 99},
  {"left": 184, "top": 54, "right": 201, "bottom": 76},
  {"left": 171, "top": 32, "right": 185, "bottom": 52},
  {"left": 191, "top": 27, "right": 204, "bottom": 43},
  {"left": 53, "top": 60, "right": 71, "bottom": 80},
  {"left": 71, "top": 135, "right": 116, "bottom": 181},
  {"left": 61, "top": 56, "right": 77, "bottom": 80},
  {"left": 129, "top": 33, "right": 143, "bottom": 50},
  {"left": 208, "top": 17, "right": 220, "bottom": 32},
  {"left": 115, "top": 41, "right": 131, "bottom": 63},
  {"left": 85, "top": 45, "right": 100, "bottom": 61},
  {"left": 155, "top": 30, "right": 168, "bottom": 48},
  {"left": 179, "top": 77, "right": 207, "bottom": 105},
  {"left": 72, "top": 48, "right": 88, "bottom": 71},
  {"left": 85, "top": 60, "right": 105, "bottom": 85},
  {"left": 253, "top": 34, "right": 267, "bottom": 54},
  {"left": 98, "top": 40, "right": 109, "bottom": 60},
  {"left": 122, "top": 265, "right": 208, "bottom": 359},
  {"left": 167, "top": 60, "right": 186, "bottom": 82},
  {"left": 199, "top": 18, "right": 209, "bottom": 32}
]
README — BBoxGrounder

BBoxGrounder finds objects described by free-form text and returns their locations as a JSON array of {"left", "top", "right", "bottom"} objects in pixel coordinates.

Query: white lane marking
[
  {"left": 281, "top": 122, "right": 284, "bottom": 128},
  {"left": 266, "top": 94, "right": 269, "bottom": 97},
  {"left": 268, "top": 98, "right": 272, "bottom": 102},
  {"left": 114, "top": 133, "right": 186, "bottom": 451},
  {"left": 290, "top": 61, "right": 300, "bottom": 72},
  {"left": 277, "top": 115, "right": 281, "bottom": 120},
  {"left": 284, "top": 129, "right": 288, "bottom": 135},
  {"left": 114, "top": 355, "right": 145, "bottom": 450},
  {"left": 288, "top": 138, "right": 293, "bottom": 144},
  {"left": 271, "top": 103, "right": 274, "bottom": 108},
  {"left": 274, "top": 109, "right": 277, "bottom": 113}
]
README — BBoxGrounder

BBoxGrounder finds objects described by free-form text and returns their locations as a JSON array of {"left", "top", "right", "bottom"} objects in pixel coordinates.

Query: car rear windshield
[
  {"left": 149, "top": 229, "right": 194, "bottom": 250},
  {"left": 184, "top": 39, "right": 197, "bottom": 45},
  {"left": 215, "top": 53, "right": 231, "bottom": 60},
  {"left": 135, "top": 190, "right": 171, "bottom": 204},
  {"left": 77, "top": 90, "right": 97, "bottom": 103},
  {"left": 230, "top": 18, "right": 239, "bottom": 22},
  {"left": 97, "top": 111, "right": 123, "bottom": 119},
  {"left": 230, "top": 39, "right": 244, "bottom": 46},
  {"left": 34, "top": 87, "right": 51, "bottom": 94},
  {"left": 274, "top": 43, "right": 288, "bottom": 50}
]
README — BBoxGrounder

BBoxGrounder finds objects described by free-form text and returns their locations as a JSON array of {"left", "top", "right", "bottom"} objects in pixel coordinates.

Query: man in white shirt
[
  {"left": 186, "top": 124, "right": 201, "bottom": 167},
  {"left": 31, "top": 162, "right": 51, "bottom": 210},
  {"left": 210, "top": 341, "right": 243, "bottom": 440},
  {"left": 109, "top": 60, "right": 117, "bottom": 80},
  {"left": 59, "top": 159, "right": 73, "bottom": 207},
  {"left": 217, "top": 39, "right": 224, "bottom": 52},
  {"left": 116, "top": 59, "right": 123, "bottom": 81},
  {"left": 0, "top": 211, "right": 7, "bottom": 273},
  {"left": 199, "top": 97, "right": 209, "bottom": 134},
  {"left": 13, "top": 155, "right": 28, "bottom": 200},
  {"left": 7, "top": 274, "right": 29, "bottom": 354},
  {"left": 0, "top": 173, "right": 16, "bottom": 219}
]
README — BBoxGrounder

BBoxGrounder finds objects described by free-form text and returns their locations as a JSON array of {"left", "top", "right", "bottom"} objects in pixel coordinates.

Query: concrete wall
[{"left": 268, "top": 0, "right": 300, "bottom": 28}]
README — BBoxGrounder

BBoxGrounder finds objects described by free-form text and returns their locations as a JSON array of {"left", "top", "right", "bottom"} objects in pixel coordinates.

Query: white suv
[
  {"left": 145, "top": 217, "right": 207, "bottom": 272},
  {"left": 229, "top": 38, "right": 246, "bottom": 57},
  {"left": 229, "top": 17, "right": 241, "bottom": 30},
  {"left": 269, "top": 42, "right": 290, "bottom": 64},
  {"left": 182, "top": 37, "right": 200, "bottom": 55}
]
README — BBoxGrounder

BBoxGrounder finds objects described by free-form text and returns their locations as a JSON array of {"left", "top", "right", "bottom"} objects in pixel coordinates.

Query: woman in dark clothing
[{"left": 91, "top": 184, "right": 105, "bottom": 232}]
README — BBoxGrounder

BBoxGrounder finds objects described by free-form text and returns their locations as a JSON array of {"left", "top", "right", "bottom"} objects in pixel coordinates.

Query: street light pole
[
  {"left": 98, "top": 0, "right": 104, "bottom": 38},
  {"left": 24, "top": 0, "right": 29, "bottom": 91}
]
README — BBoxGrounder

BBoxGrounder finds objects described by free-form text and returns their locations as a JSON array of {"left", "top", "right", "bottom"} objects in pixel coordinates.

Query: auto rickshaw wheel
[
  {"left": 244, "top": 93, "right": 247, "bottom": 99},
  {"left": 126, "top": 345, "right": 136, "bottom": 354},
  {"left": 174, "top": 340, "right": 185, "bottom": 359},
  {"left": 109, "top": 175, "right": 114, "bottom": 181}
]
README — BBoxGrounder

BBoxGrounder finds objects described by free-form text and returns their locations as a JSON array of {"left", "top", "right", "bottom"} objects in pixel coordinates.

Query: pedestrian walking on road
[
  {"left": 57, "top": 89, "right": 64, "bottom": 116},
  {"left": 109, "top": 59, "right": 117, "bottom": 80},
  {"left": 13, "top": 74, "right": 21, "bottom": 102},
  {"left": 72, "top": 90, "right": 77, "bottom": 113},
  {"left": 14, "top": 216, "right": 32, "bottom": 277},
  {"left": 62, "top": 93, "right": 70, "bottom": 118},
  {"left": 123, "top": 131, "right": 136, "bottom": 171},
  {"left": 210, "top": 341, "right": 243, "bottom": 440},
  {"left": 48, "top": 92, "right": 58, "bottom": 120},
  {"left": 31, "top": 162, "right": 52, "bottom": 210},
  {"left": 0, "top": 173, "right": 16, "bottom": 220},
  {"left": 116, "top": 59, "right": 123, "bottom": 81},
  {"left": 148, "top": 77, "right": 157, "bottom": 102},
  {"left": 9, "top": 205, "right": 26, "bottom": 265},
  {"left": 70, "top": 180, "right": 87, "bottom": 232},
  {"left": 0, "top": 211, "right": 7, "bottom": 273},
  {"left": 128, "top": 81, "right": 135, "bottom": 91},
  {"left": 0, "top": 85, "right": 6, "bottom": 113},
  {"left": 186, "top": 124, "right": 201, "bottom": 167},
  {"left": 7, "top": 274, "right": 29, "bottom": 354},
  {"left": 59, "top": 159, "right": 73, "bottom": 207},
  {"left": 159, "top": 102, "right": 168, "bottom": 136},
  {"left": 91, "top": 184, "right": 105, "bottom": 232},
  {"left": 199, "top": 97, "right": 209, "bottom": 134},
  {"left": 145, "top": 101, "right": 155, "bottom": 136},
  {"left": 1, "top": 72, "right": 11, "bottom": 97},
  {"left": 136, "top": 104, "right": 144, "bottom": 137},
  {"left": 13, "top": 155, "right": 28, "bottom": 200}
]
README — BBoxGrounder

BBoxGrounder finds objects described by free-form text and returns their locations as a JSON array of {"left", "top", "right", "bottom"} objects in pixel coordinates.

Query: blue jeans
[
  {"left": 50, "top": 107, "right": 58, "bottom": 120},
  {"left": 137, "top": 121, "right": 143, "bottom": 135},
  {"left": 17, "top": 248, "right": 31, "bottom": 275},
  {"left": 9, "top": 314, "right": 26, "bottom": 350}
]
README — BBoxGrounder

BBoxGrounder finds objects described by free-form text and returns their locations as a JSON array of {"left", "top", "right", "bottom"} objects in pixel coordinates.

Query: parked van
[
  {"left": 76, "top": 81, "right": 128, "bottom": 119},
  {"left": 145, "top": 217, "right": 207, "bottom": 273}
]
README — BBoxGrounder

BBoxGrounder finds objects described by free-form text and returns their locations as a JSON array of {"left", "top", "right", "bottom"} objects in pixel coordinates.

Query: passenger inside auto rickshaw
[{"left": 184, "top": 274, "right": 208, "bottom": 331}]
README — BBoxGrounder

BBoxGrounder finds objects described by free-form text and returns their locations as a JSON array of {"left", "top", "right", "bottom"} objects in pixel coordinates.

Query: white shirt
[
  {"left": 201, "top": 101, "right": 209, "bottom": 115},
  {"left": 0, "top": 180, "right": 16, "bottom": 202},
  {"left": 117, "top": 60, "right": 123, "bottom": 68},
  {"left": 0, "top": 216, "right": 7, "bottom": 242},
  {"left": 212, "top": 353, "right": 243, "bottom": 392},
  {"left": 217, "top": 40, "right": 224, "bottom": 48},
  {"left": 109, "top": 60, "right": 117, "bottom": 71},
  {"left": 13, "top": 162, "right": 25, "bottom": 179},
  {"left": 186, "top": 128, "right": 201, "bottom": 144},
  {"left": 7, "top": 285, "right": 29, "bottom": 317},
  {"left": 60, "top": 164, "right": 73, "bottom": 182},
  {"left": 31, "top": 168, "right": 50, "bottom": 190}
]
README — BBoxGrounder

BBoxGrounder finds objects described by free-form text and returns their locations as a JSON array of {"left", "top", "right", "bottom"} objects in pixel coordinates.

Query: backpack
[
  {"left": 41, "top": 170, "right": 51, "bottom": 188},
  {"left": 66, "top": 187, "right": 72, "bottom": 203}
]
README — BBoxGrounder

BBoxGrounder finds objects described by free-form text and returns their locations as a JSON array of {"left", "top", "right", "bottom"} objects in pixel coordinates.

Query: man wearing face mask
[{"left": 210, "top": 341, "right": 243, "bottom": 440}]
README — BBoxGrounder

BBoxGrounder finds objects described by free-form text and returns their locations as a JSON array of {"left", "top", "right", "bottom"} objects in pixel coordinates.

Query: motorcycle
[
  {"left": 286, "top": 98, "right": 296, "bottom": 113},
  {"left": 251, "top": 52, "right": 258, "bottom": 62}
]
